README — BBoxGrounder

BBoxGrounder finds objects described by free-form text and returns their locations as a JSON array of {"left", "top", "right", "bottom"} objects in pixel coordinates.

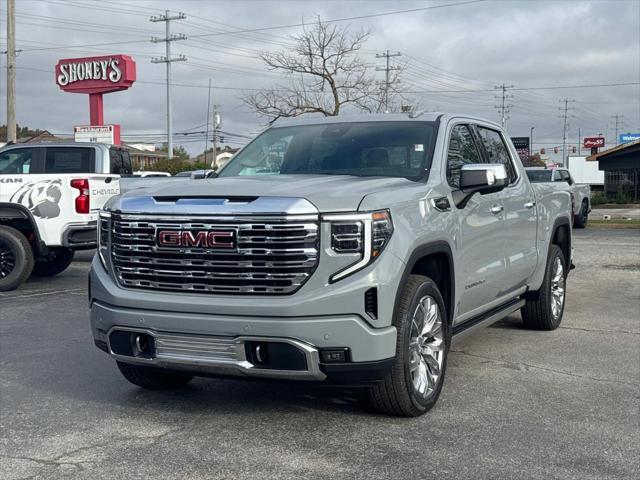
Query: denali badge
[{"left": 156, "top": 229, "right": 237, "bottom": 249}]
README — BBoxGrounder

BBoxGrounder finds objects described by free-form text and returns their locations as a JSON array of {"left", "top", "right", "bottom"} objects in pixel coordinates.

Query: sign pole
[{"left": 89, "top": 93, "right": 104, "bottom": 125}]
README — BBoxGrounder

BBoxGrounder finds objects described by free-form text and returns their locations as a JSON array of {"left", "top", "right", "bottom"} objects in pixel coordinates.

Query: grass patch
[{"left": 589, "top": 219, "right": 640, "bottom": 229}]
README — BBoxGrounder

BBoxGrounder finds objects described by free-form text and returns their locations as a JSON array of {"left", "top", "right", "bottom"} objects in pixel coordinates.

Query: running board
[{"left": 452, "top": 298, "right": 525, "bottom": 345}]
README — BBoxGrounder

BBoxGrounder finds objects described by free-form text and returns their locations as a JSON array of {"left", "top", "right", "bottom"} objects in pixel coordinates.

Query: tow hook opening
[{"left": 109, "top": 330, "right": 155, "bottom": 359}]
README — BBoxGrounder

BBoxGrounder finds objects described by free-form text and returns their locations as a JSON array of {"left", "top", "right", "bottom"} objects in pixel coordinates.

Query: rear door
[
  {"left": 475, "top": 126, "right": 538, "bottom": 292},
  {"left": 446, "top": 123, "right": 507, "bottom": 321}
]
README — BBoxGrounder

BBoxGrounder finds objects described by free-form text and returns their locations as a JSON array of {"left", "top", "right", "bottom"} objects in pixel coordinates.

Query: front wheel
[
  {"left": 32, "top": 247, "right": 75, "bottom": 277},
  {"left": 368, "top": 275, "right": 450, "bottom": 417},
  {"left": 521, "top": 244, "right": 567, "bottom": 330},
  {"left": 0, "top": 225, "right": 34, "bottom": 291}
]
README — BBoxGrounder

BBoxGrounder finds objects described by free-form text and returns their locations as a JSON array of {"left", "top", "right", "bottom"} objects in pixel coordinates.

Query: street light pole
[{"left": 530, "top": 126, "right": 535, "bottom": 159}]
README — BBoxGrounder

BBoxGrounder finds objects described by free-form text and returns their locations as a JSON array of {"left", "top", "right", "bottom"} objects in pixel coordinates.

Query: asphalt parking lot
[{"left": 1, "top": 228, "right": 638, "bottom": 480}]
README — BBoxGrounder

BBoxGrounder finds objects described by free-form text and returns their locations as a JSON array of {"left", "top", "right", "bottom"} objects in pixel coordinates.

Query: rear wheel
[
  {"left": 116, "top": 361, "right": 194, "bottom": 390},
  {"left": 521, "top": 244, "right": 566, "bottom": 330},
  {"left": 368, "top": 275, "right": 450, "bottom": 417},
  {"left": 574, "top": 200, "right": 588, "bottom": 229},
  {"left": 0, "top": 226, "right": 34, "bottom": 291},
  {"left": 32, "top": 247, "right": 75, "bottom": 277}
]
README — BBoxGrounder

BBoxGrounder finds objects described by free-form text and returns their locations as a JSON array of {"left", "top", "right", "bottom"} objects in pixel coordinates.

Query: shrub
[{"left": 591, "top": 192, "right": 607, "bottom": 205}]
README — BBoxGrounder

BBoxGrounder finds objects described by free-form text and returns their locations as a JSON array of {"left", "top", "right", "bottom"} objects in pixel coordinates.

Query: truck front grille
[{"left": 110, "top": 213, "right": 319, "bottom": 295}]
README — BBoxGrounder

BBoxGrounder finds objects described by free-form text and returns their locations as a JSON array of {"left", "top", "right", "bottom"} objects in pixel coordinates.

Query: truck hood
[{"left": 118, "top": 174, "right": 414, "bottom": 213}]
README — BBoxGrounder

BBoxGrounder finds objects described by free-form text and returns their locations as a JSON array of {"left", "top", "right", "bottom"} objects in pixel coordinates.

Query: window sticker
[{"left": 414, "top": 144, "right": 424, "bottom": 152}]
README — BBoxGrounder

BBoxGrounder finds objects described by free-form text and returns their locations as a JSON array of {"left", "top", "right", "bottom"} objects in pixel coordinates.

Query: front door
[{"left": 445, "top": 124, "right": 507, "bottom": 322}]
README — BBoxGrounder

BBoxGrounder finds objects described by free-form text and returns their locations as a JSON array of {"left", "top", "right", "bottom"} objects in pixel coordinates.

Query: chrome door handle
[
  {"left": 524, "top": 201, "right": 536, "bottom": 209},
  {"left": 490, "top": 205, "right": 504, "bottom": 214}
]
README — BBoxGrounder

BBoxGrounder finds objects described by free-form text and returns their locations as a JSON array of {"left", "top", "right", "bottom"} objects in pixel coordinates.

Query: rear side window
[
  {"left": 0, "top": 148, "right": 33, "bottom": 174},
  {"left": 45, "top": 147, "right": 94, "bottom": 173},
  {"left": 446, "top": 124, "right": 483, "bottom": 189},
  {"left": 475, "top": 127, "right": 517, "bottom": 184}
]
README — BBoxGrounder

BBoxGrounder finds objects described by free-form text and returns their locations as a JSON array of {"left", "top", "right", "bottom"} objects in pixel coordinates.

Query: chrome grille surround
[{"left": 110, "top": 213, "right": 320, "bottom": 294}]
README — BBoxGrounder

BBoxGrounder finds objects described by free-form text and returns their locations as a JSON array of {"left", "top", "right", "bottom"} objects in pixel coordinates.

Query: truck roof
[
  {"left": 0, "top": 141, "right": 114, "bottom": 152},
  {"left": 272, "top": 112, "right": 503, "bottom": 130}
]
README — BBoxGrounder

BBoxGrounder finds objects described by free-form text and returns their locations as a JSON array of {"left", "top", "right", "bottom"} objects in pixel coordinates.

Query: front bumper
[{"left": 91, "top": 301, "right": 396, "bottom": 384}]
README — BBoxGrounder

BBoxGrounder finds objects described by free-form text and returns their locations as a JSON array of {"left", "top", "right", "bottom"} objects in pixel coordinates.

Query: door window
[
  {"left": 0, "top": 148, "right": 33, "bottom": 174},
  {"left": 45, "top": 147, "right": 94, "bottom": 173},
  {"left": 475, "top": 127, "right": 517, "bottom": 183},
  {"left": 446, "top": 125, "right": 483, "bottom": 189}
]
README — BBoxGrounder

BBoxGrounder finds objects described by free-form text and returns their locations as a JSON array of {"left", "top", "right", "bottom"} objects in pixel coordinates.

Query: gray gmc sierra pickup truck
[{"left": 90, "top": 113, "right": 572, "bottom": 416}]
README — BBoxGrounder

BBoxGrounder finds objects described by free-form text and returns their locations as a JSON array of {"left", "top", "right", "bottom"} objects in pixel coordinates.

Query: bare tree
[{"left": 243, "top": 19, "right": 384, "bottom": 124}]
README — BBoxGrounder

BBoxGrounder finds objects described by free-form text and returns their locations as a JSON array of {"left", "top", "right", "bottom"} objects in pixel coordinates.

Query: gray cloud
[{"left": 1, "top": 0, "right": 638, "bottom": 159}]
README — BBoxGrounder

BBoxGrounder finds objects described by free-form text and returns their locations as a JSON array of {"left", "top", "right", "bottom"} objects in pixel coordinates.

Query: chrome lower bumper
[{"left": 106, "top": 326, "right": 326, "bottom": 381}]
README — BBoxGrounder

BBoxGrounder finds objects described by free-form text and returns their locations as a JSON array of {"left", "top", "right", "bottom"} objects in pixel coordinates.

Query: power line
[
  {"left": 559, "top": 98, "right": 575, "bottom": 167},
  {"left": 150, "top": 10, "right": 188, "bottom": 160},
  {"left": 494, "top": 83, "right": 514, "bottom": 128},
  {"left": 611, "top": 114, "right": 625, "bottom": 144},
  {"left": 376, "top": 50, "right": 402, "bottom": 112}
]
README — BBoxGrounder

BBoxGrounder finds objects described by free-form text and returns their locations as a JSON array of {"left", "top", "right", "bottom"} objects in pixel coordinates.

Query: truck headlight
[
  {"left": 324, "top": 210, "right": 393, "bottom": 282},
  {"left": 97, "top": 211, "right": 110, "bottom": 269}
]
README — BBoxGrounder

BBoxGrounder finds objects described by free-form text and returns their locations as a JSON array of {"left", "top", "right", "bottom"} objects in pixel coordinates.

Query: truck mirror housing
[{"left": 454, "top": 164, "right": 508, "bottom": 208}]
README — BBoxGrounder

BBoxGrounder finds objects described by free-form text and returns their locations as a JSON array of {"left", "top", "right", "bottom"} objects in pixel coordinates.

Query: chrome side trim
[{"left": 106, "top": 327, "right": 326, "bottom": 381}]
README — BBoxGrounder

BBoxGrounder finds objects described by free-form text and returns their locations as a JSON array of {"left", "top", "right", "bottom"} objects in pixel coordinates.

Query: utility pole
[
  {"left": 6, "top": 0, "right": 16, "bottom": 143},
  {"left": 150, "top": 11, "right": 187, "bottom": 160},
  {"left": 375, "top": 50, "right": 401, "bottom": 112},
  {"left": 494, "top": 84, "right": 514, "bottom": 129},
  {"left": 559, "top": 98, "right": 575, "bottom": 167},
  {"left": 211, "top": 107, "right": 220, "bottom": 169},
  {"left": 611, "top": 114, "right": 624, "bottom": 144},
  {"left": 205, "top": 79, "right": 211, "bottom": 165}
]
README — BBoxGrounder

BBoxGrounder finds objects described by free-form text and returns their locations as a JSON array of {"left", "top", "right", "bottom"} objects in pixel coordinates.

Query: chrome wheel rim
[
  {"left": 0, "top": 239, "right": 16, "bottom": 278},
  {"left": 550, "top": 257, "right": 565, "bottom": 320},
  {"left": 409, "top": 295, "right": 444, "bottom": 399}
]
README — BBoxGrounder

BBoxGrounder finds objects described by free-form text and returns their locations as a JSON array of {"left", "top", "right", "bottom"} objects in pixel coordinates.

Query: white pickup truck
[
  {"left": 0, "top": 142, "right": 128, "bottom": 290},
  {"left": 526, "top": 166, "right": 591, "bottom": 228}
]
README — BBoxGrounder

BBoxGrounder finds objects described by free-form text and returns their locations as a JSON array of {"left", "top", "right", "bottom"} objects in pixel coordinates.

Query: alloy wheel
[
  {"left": 0, "top": 239, "right": 16, "bottom": 278},
  {"left": 550, "top": 257, "right": 565, "bottom": 320},
  {"left": 409, "top": 295, "right": 445, "bottom": 399}
]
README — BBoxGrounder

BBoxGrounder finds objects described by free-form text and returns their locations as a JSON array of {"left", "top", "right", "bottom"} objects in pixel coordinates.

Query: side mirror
[
  {"left": 190, "top": 171, "right": 206, "bottom": 180},
  {"left": 453, "top": 164, "right": 508, "bottom": 208}
]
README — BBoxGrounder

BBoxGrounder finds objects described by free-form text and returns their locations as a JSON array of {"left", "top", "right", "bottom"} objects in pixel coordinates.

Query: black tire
[
  {"left": 116, "top": 361, "right": 194, "bottom": 390},
  {"left": 0, "top": 225, "right": 34, "bottom": 292},
  {"left": 32, "top": 247, "right": 75, "bottom": 277},
  {"left": 573, "top": 201, "right": 588, "bottom": 229},
  {"left": 368, "top": 275, "right": 451, "bottom": 417},
  {"left": 521, "top": 244, "right": 567, "bottom": 330}
]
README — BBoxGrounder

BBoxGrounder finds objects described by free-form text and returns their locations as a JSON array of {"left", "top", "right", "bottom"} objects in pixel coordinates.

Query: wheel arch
[
  {"left": 550, "top": 216, "right": 571, "bottom": 268},
  {"left": 394, "top": 241, "right": 455, "bottom": 326},
  {"left": 0, "top": 203, "right": 45, "bottom": 255}
]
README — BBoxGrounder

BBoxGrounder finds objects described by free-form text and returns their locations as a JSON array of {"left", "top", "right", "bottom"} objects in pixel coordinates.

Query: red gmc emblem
[{"left": 156, "top": 229, "right": 236, "bottom": 249}]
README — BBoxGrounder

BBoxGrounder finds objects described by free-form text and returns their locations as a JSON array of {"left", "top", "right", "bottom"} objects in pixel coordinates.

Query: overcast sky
[{"left": 1, "top": 0, "right": 639, "bottom": 159}]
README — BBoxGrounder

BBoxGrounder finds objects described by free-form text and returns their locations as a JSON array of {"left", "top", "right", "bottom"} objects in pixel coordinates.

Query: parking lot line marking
[{"left": 0, "top": 288, "right": 86, "bottom": 300}]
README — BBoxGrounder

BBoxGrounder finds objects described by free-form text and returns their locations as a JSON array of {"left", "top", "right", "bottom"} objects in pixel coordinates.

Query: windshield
[
  {"left": 218, "top": 121, "right": 437, "bottom": 181},
  {"left": 526, "top": 169, "right": 553, "bottom": 182}
]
